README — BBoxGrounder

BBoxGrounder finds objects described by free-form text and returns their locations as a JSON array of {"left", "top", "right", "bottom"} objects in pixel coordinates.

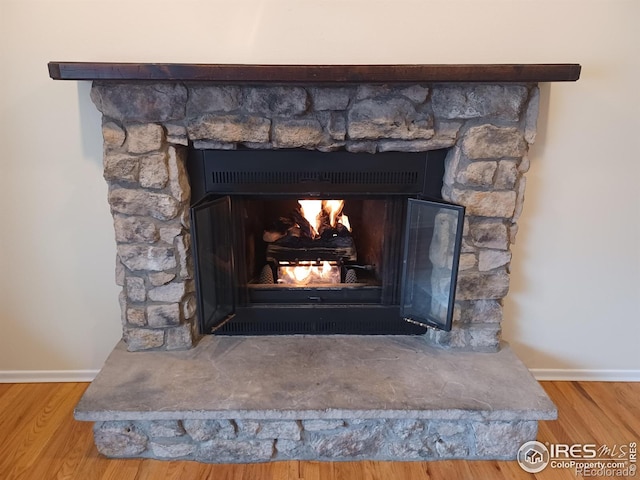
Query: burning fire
[
  {"left": 278, "top": 261, "right": 340, "bottom": 285},
  {"left": 298, "top": 199, "right": 351, "bottom": 237}
]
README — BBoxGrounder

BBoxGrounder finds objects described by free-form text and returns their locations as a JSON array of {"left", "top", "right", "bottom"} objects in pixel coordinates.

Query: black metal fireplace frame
[{"left": 187, "top": 149, "right": 464, "bottom": 336}]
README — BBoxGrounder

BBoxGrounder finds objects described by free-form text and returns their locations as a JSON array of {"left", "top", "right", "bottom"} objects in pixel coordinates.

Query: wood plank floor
[{"left": 0, "top": 381, "right": 637, "bottom": 479}]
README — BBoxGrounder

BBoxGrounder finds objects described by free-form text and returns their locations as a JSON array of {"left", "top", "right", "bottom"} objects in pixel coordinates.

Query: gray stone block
[
  {"left": 457, "top": 300, "right": 503, "bottom": 324},
  {"left": 377, "top": 138, "right": 453, "bottom": 152},
  {"left": 139, "top": 152, "right": 168, "bottom": 189},
  {"left": 495, "top": 160, "right": 519, "bottom": 189},
  {"left": 432, "top": 433, "right": 470, "bottom": 458},
  {"left": 147, "top": 304, "right": 181, "bottom": 327},
  {"left": 256, "top": 420, "right": 301, "bottom": 441},
  {"left": 389, "top": 419, "right": 427, "bottom": 439},
  {"left": 302, "top": 419, "right": 345, "bottom": 431},
  {"left": 462, "top": 125, "right": 527, "bottom": 160},
  {"left": 400, "top": 85, "right": 429, "bottom": 103},
  {"left": 458, "top": 253, "right": 477, "bottom": 271},
  {"left": 126, "top": 123, "right": 164, "bottom": 154},
  {"left": 93, "top": 421, "right": 148, "bottom": 457},
  {"left": 182, "top": 295, "right": 197, "bottom": 320},
  {"left": 355, "top": 84, "right": 391, "bottom": 100},
  {"left": 165, "top": 323, "right": 194, "bottom": 350},
  {"left": 432, "top": 85, "right": 528, "bottom": 121},
  {"left": 103, "top": 152, "right": 139, "bottom": 183},
  {"left": 456, "top": 272, "right": 510, "bottom": 300},
  {"left": 326, "top": 112, "right": 347, "bottom": 140},
  {"left": 524, "top": 87, "right": 540, "bottom": 144},
  {"left": 451, "top": 189, "right": 517, "bottom": 218},
  {"left": 117, "top": 245, "right": 176, "bottom": 272},
  {"left": 149, "top": 439, "right": 195, "bottom": 458},
  {"left": 125, "top": 277, "right": 146, "bottom": 302},
  {"left": 243, "top": 86, "right": 308, "bottom": 115},
  {"left": 102, "top": 121, "right": 126, "bottom": 147},
  {"left": 272, "top": 118, "right": 326, "bottom": 148},
  {"left": 468, "top": 325, "right": 502, "bottom": 350},
  {"left": 165, "top": 124, "right": 188, "bottom": 146},
  {"left": 196, "top": 439, "right": 274, "bottom": 463},
  {"left": 183, "top": 419, "right": 236, "bottom": 441},
  {"left": 456, "top": 161, "right": 497, "bottom": 188},
  {"left": 345, "top": 141, "right": 377, "bottom": 153},
  {"left": 142, "top": 419, "right": 185, "bottom": 438},
  {"left": 468, "top": 219, "right": 509, "bottom": 250},
  {"left": 148, "top": 282, "right": 185, "bottom": 302},
  {"left": 309, "top": 87, "right": 352, "bottom": 110},
  {"left": 123, "top": 327, "right": 164, "bottom": 351},
  {"left": 187, "top": 86, "right": 241, "bottom": 115},
  {"left": 148, "top": 272, "right": 176, "bottom": 287},
  {"left": 479, "top": 249, "right": 512, "bottom": 271},
  {"left": 307, "top": 423, "right": 384, "bottom": 459},
  {"left": 387, "top": 436, "right": 431, "bottom": 459},
  {"left": 126, "top": 307, "right": 146, "bottom": 326},
  {"left": 187, "top": 114, "right": 271, "bottom": 144},
  {"left": 167, "top": 146, "right": 190, "bottom": 204},
  {"left": 473, "top": 420, "right": 537, "bottom": 459},
  {"left": 109, "top": 188, "right": 180, "bottom": 221},
  {"left": 91, "top": 83, "right": 187, "bottom": 122},
  {"left": 159, "top": 226, "right": 182, "bottom": 244},
  {"left": 348, "top": 98, "right": 434, "bottom": 140},
  {"left": 113, "top": 215, "right": 158, "bottom": 244}
]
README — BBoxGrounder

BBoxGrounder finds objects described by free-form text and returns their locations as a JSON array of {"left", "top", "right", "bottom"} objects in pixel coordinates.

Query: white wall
[{"left": 1, "top": 0, "right": 638, "bottom": 377}]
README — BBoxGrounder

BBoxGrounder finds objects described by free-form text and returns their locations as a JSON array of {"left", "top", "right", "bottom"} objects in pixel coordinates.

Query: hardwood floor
[{"left": 0, "top": 382, "right": 637, "bottom": 479}]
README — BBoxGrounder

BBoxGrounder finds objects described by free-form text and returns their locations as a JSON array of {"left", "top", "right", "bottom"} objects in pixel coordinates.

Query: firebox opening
[
  {"left": 187, "top": 148, "right": 464, "bottom": 336},
  {"left": 239, "top": 196, "right": 402, "bottom": 306}
]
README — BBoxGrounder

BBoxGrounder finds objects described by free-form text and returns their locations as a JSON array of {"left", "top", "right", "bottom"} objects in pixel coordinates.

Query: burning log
[
  {"left": 262, "top": 198, "right": 356, "bottom": 262},
  {"left": 266, "top": 237, "right": 357, "bottom": 263},
  {"left": 290, "top": 209, "right": 316, "bottom": 240},
  {"left": 317, "top": 209, "right": 333, "bottom": 238},
  {"left": 263, "top": 217, "right": 295, "bottom": 242}
]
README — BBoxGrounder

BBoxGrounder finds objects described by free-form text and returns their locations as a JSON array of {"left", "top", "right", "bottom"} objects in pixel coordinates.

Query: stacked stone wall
[
  {"left": 94, "top": 417, "right": 537, "bottom": 462},
  {"left": 91, "top": 81, "right": 539, "bottom": 351}
]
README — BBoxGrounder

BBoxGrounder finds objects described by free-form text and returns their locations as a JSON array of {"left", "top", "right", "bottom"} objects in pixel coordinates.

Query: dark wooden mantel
[{"left": 48, "top": 62, "right": 581, "bottom": 83}]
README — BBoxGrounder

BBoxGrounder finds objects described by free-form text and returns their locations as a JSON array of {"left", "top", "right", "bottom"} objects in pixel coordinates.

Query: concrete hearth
[{"left": 76, "top": 336, "right": 555, "bottom": 462}]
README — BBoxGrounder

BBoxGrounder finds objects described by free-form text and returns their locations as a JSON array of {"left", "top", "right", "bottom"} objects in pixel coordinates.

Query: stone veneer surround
[
  {"left": 91, "top": 81, "right": 538, "bottom": 352},
  {"left": 75, "top": 79, "right": 559, "bottom": 463}
]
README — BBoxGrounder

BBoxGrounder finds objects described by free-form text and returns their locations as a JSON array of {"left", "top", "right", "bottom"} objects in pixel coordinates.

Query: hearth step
[{"left": 76, "top": 336, "right": 556, "bottom": 463}]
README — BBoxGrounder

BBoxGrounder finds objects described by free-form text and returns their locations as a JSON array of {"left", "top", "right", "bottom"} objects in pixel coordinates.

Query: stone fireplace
[{"left": 50, "top": 62, "right": 579, "bottom": 463}]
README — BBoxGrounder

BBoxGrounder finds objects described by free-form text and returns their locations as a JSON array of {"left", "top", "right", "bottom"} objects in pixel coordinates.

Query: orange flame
[
  {"left": 278, "top": 261, "right": 340, "bottom": 285},
  {"left": 339, "top": 214, "right": 351, "bottom": 231},
  {"left": 298, "top": 200, "right": 323, "bottom": 237},
  {"left": 297, "top": 199, "right": 351, "bottom": 235}
]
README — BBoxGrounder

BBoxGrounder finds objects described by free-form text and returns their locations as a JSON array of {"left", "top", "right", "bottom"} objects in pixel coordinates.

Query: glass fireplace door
[
  {"left": 190, "top": 196, "right": 236, "bottom": 333},
  {"left": 400, "top": 199, "right": 465, "bottom": 331}
]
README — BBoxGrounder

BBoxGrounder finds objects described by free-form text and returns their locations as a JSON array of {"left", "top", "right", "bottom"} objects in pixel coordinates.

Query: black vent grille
[
  {"left": 211, "top": 170, "right": 420, "bottom": 186},
  {"left": 197, "top": 150, "right": 433, "bottom": 196},
  {"left": 215, "top": 318, "right": 425, "bottom": 335}
]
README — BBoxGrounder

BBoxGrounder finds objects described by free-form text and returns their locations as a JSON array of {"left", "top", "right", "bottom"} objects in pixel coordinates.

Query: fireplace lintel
[{"left": 48, "top": 62, "right": 581, "bottom": 83}]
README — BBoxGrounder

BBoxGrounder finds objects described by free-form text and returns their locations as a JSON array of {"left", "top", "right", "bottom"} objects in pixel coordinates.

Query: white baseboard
[
  {"left": 0, "top": 370, "right": 99, "bottom": 383},
  {"left": 531, "top": 369, "right": 640, "bottom": 382},
  {"left": 1, "top": 369, "right": 639, "bottom": 383}
]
